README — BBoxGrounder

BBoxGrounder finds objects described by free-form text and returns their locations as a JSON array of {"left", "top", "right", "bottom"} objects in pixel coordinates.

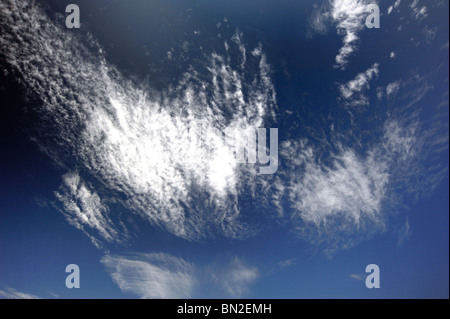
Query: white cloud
[
  {"left": 0, "top": 0, "right": 277, "bottom": 243},
  {"left": 377, "top": 86, "right": 384, "bottom": 100},
  {"left": 386, "top": 81, "right": 401, "bottom": 98},
  {"left": 397, "top": 217, "right": 412, "bottom": 246},
  {"left": 281, "top": 141, "right": 388, "bottom": 234},
  {"left": 101, "top": 253, "right": 196, "bottom": 299},
  {"left": 308, "top": 3, "right": 332, "bottom": 36},
  {"left": 210, "top": 257, "right": 259, "bottom": 298},
  {"left": 349, "top": 273, "right": 364, "bottom": 281},
  {"left": 308, "top": 0, "right": 376, "bottom": 68},
  {"left": 54, "top": 171, "right": 124, "bottom": 248},
  {"left": 0, "top": 288, "right": 40, "bottom": 299},
  {"left": 102, "top": 253, "right": 258, "bottom": 298},
  {"left": 330, "top": 0, "right": 375, "bottom": 69},
  {"left": 388, "top": 0, "right": 402, "bottom": 14},
  {"left": 339, "top": 63, "right": 379, "bottom": 106},
  {"left": 410, "top": 0, "right": 428, "bottom": 20},
  {"left": 390, "top": 51, "right": 396, "bottom": 59},
  {"left": 1, "top": 0, "right": 447, "bottom": 258},
  {"left": 421, "top": 26, "right": 437, "bottom": 43},
  {"left": 383, "top": 120, "right": 417, "bottom": 162},
  {"left": 277, "top": 259, "right": 296, "bottom": 268},
  {"left": 276, "top": 112, "right": 428, "bottom": 254}
]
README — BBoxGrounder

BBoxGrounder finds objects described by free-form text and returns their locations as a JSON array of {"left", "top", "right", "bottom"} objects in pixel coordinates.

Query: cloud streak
[
  {"left": 0, "top": 288, "right": 40, "bottom": 299},
  {"left": 101, "top": 253, "right": 258, "bottom": 298},
  {"left": 102, "top": 253, "right": 196, "bottom": 299}
]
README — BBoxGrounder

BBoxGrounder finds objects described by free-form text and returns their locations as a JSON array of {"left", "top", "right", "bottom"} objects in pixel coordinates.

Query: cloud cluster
[
  {"left": 0, "top": 0, "right": 447, "bottom": 257},
  {"left": 0, "top": 0, "right": 276, "bottom": 243}
]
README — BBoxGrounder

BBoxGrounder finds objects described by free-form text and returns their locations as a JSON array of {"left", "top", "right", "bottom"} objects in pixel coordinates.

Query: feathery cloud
[
  {"left": 102, "top": 253, "right": 258, "bottom": 298},
  {"left": 339, "top": 63, "right": 379, "bottom": 106},
  {"left": 101, "top": 253, "right": 196, "bottom": 299},
  {"left": 330, "top": 0, "right": 376, "bottom": 69},
  {"left": 0, "top": 288, "right": 40, "bottom": 299},
  {"left": 0, "top": 0, "right": 277, "bottom": 243},
  {"left": 212, "top": 257, "right": 259, "bottom": 298},
  {"left": 54, "top": 171, "right": 125, "bottom": 248}
]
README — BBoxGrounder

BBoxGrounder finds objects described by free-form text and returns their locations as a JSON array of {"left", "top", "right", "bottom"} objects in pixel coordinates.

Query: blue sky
[{"left": 0, "top": 0, "right": 448, "bottom": 299}]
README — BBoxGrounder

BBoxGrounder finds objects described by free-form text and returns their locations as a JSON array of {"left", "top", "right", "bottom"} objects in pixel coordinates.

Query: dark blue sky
[{"left": 0, "top": 0, "right": 448, "bottom": 299}]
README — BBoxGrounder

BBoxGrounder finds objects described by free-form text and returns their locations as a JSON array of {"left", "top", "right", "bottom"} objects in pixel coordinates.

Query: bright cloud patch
[{"left": 279, "top": 139, "right": 389, "bottom": 251}]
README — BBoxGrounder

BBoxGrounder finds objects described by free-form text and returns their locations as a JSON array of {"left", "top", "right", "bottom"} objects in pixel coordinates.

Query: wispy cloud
[
  {"left": 0, "top": 0, "right": 277, "bottom": 243},
  {"left": 54, "top": 171, "right": 125, "bottom": 248},
  {"left": 210, "top": 257, "right": 259, "bottom": 298},
  {"left": 339, "top": 63, "right": 379, "bottom": 106},
  {"left": 0, "top": 287, "right": 40, "bottom": 299},
  {"left": 349, "top": 273, "right": 364, "bottom": 281},
  {"left": 397, "top": 217, "right": 412, "bottom": 246},
  {"left": 308, "top": 0, "right": 376, "bottom": 69},
  {"left": 308, "top": 3, "right": 332, "bottom": 36},
  {"left": 386, "top": 81, "right": 401, "bottom": 98},
  {"left": 410, "top": 0, "right": 428, "bottom": 20},
  {"left": 421, "top": 26, "right": 437, "bottom": 44},
  {"left": 388, "top": 0, "right": 402, "bottom": 15},
  {"left": 275, "top": 74, "right": 447, "bottom": 255},
  {"left": 277, "top": 259, "right": 296, "bottom": 269},
  {"left": 0, "top": 0, "right": 447, "bottom": 257},
  {"left": 330, "top": 0, "right": 376, "bottom": 69},
  {"left": 101, "top": 253, "right": 196, "bottom": 299},
  {"left": 102, "top": 253, "right": 258, "bottom": 298},
  {"left": 279, "top": 139, "right": 389, "bottom": 253}
]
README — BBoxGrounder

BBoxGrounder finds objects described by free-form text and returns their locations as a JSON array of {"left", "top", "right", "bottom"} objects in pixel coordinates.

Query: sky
[{"left": 0, "top": 0, "right": 448, "bottom": 299}]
